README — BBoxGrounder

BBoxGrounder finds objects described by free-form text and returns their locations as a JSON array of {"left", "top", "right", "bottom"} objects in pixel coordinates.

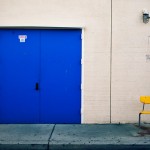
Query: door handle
[{"left": 35, "top": 82, "right": 39, "bottom": 91}]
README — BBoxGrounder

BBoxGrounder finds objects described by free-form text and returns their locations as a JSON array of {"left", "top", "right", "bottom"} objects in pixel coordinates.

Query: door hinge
[
  {"left": 81, "top": 34, "right": 83, "bottom": 40},
  {"left": 81, "top": 83, "right": 83, "bottom": 90},
  {"left": 81, "top": 58, "right": 83, "bottom": 64}
]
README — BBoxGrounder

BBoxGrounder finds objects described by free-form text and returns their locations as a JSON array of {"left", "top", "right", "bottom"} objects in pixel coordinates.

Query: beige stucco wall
[{"left": 0, "top": 0, "right": 150, "bottom": 123}]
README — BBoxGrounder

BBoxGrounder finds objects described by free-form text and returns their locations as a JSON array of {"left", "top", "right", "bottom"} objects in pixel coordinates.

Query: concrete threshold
[{"left": 0, "top": 124, "right": 150, "bottom": 150}]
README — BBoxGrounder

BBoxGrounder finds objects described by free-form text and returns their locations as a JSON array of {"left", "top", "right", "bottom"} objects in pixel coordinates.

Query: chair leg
[{"left": 139, "top": 113, "right": 141, "bottom": 126}]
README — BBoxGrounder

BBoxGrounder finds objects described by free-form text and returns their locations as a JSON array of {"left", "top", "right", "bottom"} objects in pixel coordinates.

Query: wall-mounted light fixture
[{"left": 143, "top": 9, "right": 150, "bottom": 24}]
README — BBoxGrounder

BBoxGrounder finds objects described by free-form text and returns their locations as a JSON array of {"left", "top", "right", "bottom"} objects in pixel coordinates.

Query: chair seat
[{"left": 140, "top": 111, "right": 150, "bottom": 114}]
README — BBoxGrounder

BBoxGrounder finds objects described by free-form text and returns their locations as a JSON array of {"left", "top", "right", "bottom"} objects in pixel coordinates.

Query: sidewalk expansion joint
[{"left": 47, "top": 124, "right": 56, "bottom": 150}]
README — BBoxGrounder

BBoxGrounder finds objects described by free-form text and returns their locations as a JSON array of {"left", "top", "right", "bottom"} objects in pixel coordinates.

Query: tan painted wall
[
  {"left": 0, "top": 0, "right": 150, "bottom": 123},
  {"left": 112, "top": 0, "right": 150, "bottom": 123}
]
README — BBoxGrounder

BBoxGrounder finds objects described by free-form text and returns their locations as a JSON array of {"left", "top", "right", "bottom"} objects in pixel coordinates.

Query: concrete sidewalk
[{"left": 0, "top": 124, "right": 150, "bottom": 150}]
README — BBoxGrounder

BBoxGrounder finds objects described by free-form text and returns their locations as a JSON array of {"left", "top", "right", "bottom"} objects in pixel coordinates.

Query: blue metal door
[
  {"left": 0, "top": 29, "right": 40, "bottom": 123},
  {"left": 0, "top": 29, "right": 81, "bottom": 124},
  {"left": 40, "top": 30, "right": 81, "bottom": 123}
]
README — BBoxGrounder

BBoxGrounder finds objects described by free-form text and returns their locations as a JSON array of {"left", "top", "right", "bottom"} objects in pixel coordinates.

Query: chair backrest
[{"left": 140, "top": 96, "right": 150, "bottom": 104}]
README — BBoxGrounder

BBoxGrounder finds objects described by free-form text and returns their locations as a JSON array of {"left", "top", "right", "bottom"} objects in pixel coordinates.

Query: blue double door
[{"left": 0, "top": 29, "right": 81, "bottom": 123}]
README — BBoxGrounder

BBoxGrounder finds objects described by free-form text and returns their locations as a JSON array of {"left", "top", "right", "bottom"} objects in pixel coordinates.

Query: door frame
[{"left": 0, "top": 26, "right": 84, "bottom": 124}]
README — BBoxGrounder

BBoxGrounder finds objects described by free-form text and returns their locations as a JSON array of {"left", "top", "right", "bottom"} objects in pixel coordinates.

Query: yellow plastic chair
[{"left": 139, "top": 96, "right": 150, "bottom": 126}]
